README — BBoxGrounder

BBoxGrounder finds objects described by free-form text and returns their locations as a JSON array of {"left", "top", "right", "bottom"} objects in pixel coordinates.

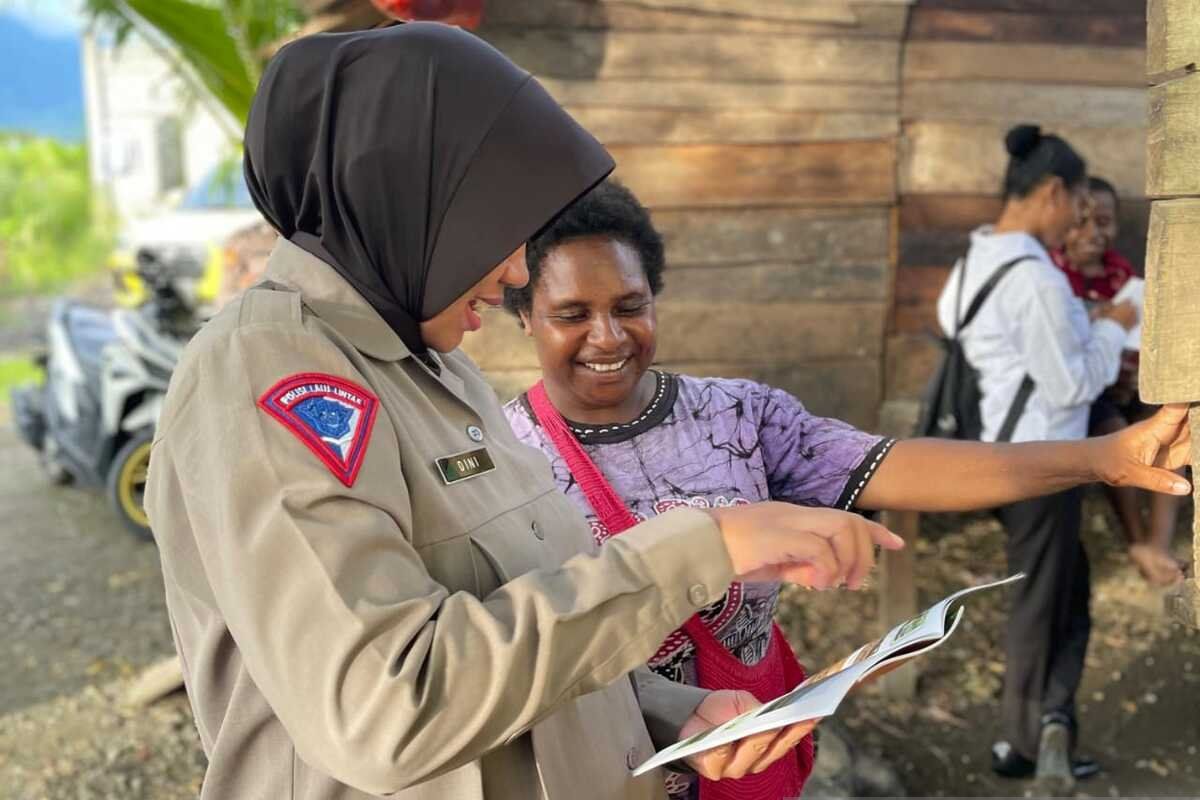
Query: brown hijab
[{"left": 243, "top": 22, "right": 614, "bottom": 352}]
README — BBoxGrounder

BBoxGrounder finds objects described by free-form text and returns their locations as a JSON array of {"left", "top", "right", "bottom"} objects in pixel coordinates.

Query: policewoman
[{"left": 145, "top": 23, "right": 903, "bottom": 800}]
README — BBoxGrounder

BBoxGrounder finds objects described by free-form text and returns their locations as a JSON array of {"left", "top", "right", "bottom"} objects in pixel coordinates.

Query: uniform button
[
  {"left": 531, "top": 521, "right": 544, "bottom": 541},
  {"left": 688, "top": 584, "right": 709, "bottom": 606},
  {"left": 625, "top": 747, "right": 640, "bottom": 771},
  {"left": 466, "top": 425, "right": 484, "bottom": 443}
]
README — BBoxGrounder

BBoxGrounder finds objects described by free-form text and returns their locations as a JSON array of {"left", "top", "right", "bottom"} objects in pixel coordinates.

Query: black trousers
[{"left": 996, "top": 487, "right": 1090, "bottom": 760}]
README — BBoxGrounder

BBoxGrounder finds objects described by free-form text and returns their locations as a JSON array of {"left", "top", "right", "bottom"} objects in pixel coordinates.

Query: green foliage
[
  {"left": 0, "top": 354, "right": 40, "bottom": 395},
  {"left": 0, "top": 135, "right": 114, "bottom": 297},
  {"left": 82, "top": 0, "right": 304, "bottom": 125}
]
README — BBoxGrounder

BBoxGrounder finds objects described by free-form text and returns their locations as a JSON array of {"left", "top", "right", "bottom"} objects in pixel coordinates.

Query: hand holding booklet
[
  {"left": 1112, "top": 276, "right": 1144, "bottom": 351},
  {"left": 633, "top": 573, "right": 1025, "bottom": 776}
]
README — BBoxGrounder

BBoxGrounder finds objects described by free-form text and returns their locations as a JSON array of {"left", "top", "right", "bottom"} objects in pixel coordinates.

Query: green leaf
[{"left": 122, "top": 0, "right": 257, "bottom": 124}]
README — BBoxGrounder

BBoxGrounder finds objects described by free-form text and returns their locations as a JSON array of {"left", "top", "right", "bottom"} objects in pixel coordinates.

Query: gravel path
[
  {"left": 0, "top": 418, "right": 205, "bottom": 798},
  {"left": 3, "top": 389, "right": 1198, "bottom": 798}
]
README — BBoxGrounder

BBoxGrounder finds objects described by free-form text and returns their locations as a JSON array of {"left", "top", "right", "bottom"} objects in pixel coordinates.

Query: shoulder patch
[{"left": 257, "top": 373, "right": 379, "bottom": 487}]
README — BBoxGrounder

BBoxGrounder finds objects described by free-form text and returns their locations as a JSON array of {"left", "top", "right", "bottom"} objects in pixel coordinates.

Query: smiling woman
[
  {"left": 501, "top": 177, "right": 1195, "bottom": 800},
  {"left": 143, "top": 24, "right": 905, "bottom": 800},
  {"left": 502, "top": 181, "right": 896, "bottom": 799}
]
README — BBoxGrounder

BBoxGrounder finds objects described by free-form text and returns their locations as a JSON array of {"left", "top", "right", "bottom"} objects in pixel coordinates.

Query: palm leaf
[{"left": 121, "top": 0, "right": 257, "bottom": 124}]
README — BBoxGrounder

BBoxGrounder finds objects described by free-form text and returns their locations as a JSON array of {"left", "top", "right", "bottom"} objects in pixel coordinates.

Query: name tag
[{"left": 435, "top": 447, "right": 496, "bottom": 485}]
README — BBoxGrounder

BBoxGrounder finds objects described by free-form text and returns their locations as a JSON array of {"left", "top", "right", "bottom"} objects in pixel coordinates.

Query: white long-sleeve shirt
[{"left": 935, "top": 226, "right": 1125, "bottom": 443}]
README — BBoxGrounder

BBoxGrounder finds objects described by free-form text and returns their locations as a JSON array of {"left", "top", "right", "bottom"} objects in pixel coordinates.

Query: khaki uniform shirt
[{"left": 146, "top": 239, "right": 735, "bottom": 799}]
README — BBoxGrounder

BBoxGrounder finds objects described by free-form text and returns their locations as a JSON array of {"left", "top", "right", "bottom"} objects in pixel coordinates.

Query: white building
[{"left": 81, "top": 27, "right": 237, "bottom": 222}]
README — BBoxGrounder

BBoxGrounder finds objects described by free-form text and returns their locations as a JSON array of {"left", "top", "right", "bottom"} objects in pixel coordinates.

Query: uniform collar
[{"left": 263, "top": 238, "right": 412, "bottom": 362}]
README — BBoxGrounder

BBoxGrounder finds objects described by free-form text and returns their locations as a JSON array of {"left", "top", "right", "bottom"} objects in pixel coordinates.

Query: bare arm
[{"left": 857, "top": 405, "right": 1192, "bottom": 513}]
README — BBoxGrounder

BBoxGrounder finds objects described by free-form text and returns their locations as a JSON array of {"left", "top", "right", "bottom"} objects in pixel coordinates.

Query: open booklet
[
  {"left": 633, "top": 573, "right": 1025, "bottom": 776},
  {"left": 1112, "top": 276, "right": 1144, "bottom": 351}
]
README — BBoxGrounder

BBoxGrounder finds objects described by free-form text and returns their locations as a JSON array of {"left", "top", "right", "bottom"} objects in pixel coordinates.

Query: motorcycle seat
[{"left": 55, "top": 302, "right": 118, "bottom": 379}]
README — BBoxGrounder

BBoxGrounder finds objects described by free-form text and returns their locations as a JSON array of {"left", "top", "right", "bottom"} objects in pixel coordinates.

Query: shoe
[
  {"left": 1030, "top": 721, "right": 1074, "bottom": 797},
  {"left": 992, "top": 740, "right": 1100, "bottom": 780}
]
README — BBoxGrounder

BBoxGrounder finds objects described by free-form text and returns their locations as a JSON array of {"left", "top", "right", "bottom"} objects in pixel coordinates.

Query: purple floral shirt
[{"left": 503, "top": 372, "right": 892, "bottom": 797}]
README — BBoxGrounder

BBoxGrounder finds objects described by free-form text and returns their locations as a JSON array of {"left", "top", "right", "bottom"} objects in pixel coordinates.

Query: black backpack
[{"left": 917, "top": 256, "right": 1035, "bottom": 443}]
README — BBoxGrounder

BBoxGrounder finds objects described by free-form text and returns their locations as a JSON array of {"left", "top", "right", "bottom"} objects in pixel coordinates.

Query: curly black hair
[
  {"left": 503, "top": 179, "right": 665, "bottom": 319},
  {"left": 1087, "top": 175, "right": 1119, "bottom": 211}
]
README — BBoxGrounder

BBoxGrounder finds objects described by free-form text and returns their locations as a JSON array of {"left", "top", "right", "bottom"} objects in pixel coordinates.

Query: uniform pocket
[{"left": 467, "top": 489, "right": 593, "bottom": 595}]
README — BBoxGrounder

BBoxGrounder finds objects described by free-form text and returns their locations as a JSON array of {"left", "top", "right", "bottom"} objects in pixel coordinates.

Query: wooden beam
[
  {"left": 899, "top": 193, "right": 1000, "bottom": 230},
  {"left": 875, "top": 397, "right": 923, "bottom": 698},
  {"left": 1164, "top": 578, "right": 1200, "bottom": 628},
  {"left": 902, "top": 41, "right": 1146, "bottom": 87},
  {"left": 1138, "top": 199, "right": 1200, "bottom": 403},
  {"left": 664, "top": 261, "right": 889, "bottom": 304},
  {"left": 907, "top": 7, "right": 1145, "bottom": 47},
  {"left": 1147, "top": 73, "right": 1200, "bottom": 199},
  {"left": 915, "top": 0, "right": 1144, "bottom": 13},
  {"left": 892, "top": 264, "right": 951, "bottom": 335},
  {"left": 649, "top": 302, "right": 888, "bottom": 365},
  {"left": 540, "top": 78, "right": 899, "bottom": 113},
  {"left": 1147, "top": 0, "right": 1200, "bottom": 78},
  {"left": 565, "top": 107, "right": 898, "bottom": 145},
  {"left": 486, "top": 30, "right": 901, "bottom": 83},
  {"left": 654, "top": 207, "right": 890, "bottom": 269},
  {"left": 902, "top": 81, "right": 1146, "bottom": 129},
  {"left": 877, "top": 509, "right": 920, "bottom": 698},
  {"left": 482, "top": 2, "right": 910, "bottom": 37},
  {"left": 655, "top": 359, "right": 884, "bottom": 429},
  {"left": 885, "top": 333, "right": 941, "bottom": 401},
  {"left": 610, "top": 140, "right": 896, "bottom": 209},
  {"left": 593, "top": 0, "right": 859, "bottom": 24},
  {"left": 900, "top": 121, "right": 1146, "bottom": 199},
  {"left": 1145, "top": 1, "right": 1200, "bottom": 628},
  {"left": 1164, "top": 407, "right": 1200, "bottom": 627}
]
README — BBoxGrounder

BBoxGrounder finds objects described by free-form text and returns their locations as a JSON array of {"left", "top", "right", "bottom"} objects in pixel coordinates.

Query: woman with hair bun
[{"left": 936, "top": 125, "right": 1138, "bottom": 794}]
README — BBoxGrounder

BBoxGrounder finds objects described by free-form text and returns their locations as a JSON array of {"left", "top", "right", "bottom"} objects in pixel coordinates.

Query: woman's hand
[
  {"left": 708, "top": 503, "right": 905, "bottom": 590},
  {"left": 1089, "top": 403, "right": 1192, "bottom": 494},
  {"left": 680, "top": 690, "right": 816, "bottom": 781},
  {"left": 1093, "top": 300, "right": 1139, "bottom": 331}
]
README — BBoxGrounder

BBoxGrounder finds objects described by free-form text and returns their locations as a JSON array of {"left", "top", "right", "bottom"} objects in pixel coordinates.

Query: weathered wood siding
[
  {"left": 457, "top": 0, "right": 911, "bottom": 428},
  {"left": 296, "top": 0, "right": 1149, "bottom": 433},
  {"left": 1142, "top": 0, "right": 1200, "bottom": 623},
  {"left": 888, "top": 0, "right": 1149, "bottom": 417}
]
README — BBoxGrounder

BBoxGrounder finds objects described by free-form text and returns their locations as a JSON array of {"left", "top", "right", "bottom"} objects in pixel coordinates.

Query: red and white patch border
[{"left": 257, "top": 372, "right": 379, "bottom": 488}]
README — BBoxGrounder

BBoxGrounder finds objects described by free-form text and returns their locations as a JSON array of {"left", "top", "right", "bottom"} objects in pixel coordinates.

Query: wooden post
[
  {"left": 1143, "top": 0, "right": 1200, "bottom": 627},
  {"left": 875, "top": 399, "right": 921, "bottom": 698},
  {"left": 878, "top": 509, "right": 920, "bottom": 698}
]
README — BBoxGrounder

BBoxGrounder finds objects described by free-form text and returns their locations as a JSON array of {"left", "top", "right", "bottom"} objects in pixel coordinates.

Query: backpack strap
[
  {"left": 955, "top": 255, "right": 1030, "bottom": 336},
  {"left": 954, "top": 255, "right": 1036, "bottom": 441},
  {"left": 995, "top": 374, "right": 1035, "bottom": 443}
]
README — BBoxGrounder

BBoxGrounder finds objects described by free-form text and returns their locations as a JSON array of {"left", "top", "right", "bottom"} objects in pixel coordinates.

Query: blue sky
[
  {"left": 0, "top": 2, "right": 85, "bottom": 139},
  {"left": 3, "top": 0, "right": 84, "bottom": 34}
]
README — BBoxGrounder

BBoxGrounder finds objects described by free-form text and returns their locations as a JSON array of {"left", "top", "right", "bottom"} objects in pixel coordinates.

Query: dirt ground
[
  {"left": 779, "top": 503, "right": 1200, "bottom": 798},
  {"left": 0, "top": 409, "right": 205, "bottom": 799},
  {"left": 1, "top": 390, "right": 1198, "bottom": 797}
]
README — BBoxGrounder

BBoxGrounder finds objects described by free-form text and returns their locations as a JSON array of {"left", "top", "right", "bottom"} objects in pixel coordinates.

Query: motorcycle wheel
[{"left": 106, "top": 428, "right": 155, "bottom": 542}]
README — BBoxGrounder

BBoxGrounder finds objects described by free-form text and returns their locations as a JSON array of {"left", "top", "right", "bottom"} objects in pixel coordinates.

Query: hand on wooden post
[{"left": 1091, "top": 403, "right": 1192, "bottom": 495}]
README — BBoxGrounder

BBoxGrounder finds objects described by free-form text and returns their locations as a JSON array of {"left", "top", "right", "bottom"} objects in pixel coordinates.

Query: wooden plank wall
[
  {"left": 1142, "top": 0, "right": 1200, "bottom": 623},
  {"left": 455, "top": 0, "right": 913, "bottom": 429},
  {"left": 298, "top": 0, "right": 1148, "bottom": 433},
  {"left": 888, "top": 0, "right": 1149, "bottom": 414}
]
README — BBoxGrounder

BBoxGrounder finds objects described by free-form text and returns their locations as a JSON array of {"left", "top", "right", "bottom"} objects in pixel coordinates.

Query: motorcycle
[{"left": 10, "top": 251, "right": 201, "bottom": 540}]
